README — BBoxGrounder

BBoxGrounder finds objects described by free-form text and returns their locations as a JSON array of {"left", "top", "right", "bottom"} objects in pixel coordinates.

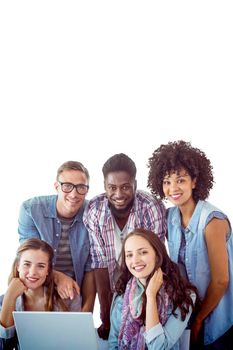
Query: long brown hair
[
  {"left": 9, "top": 238, "right": 67, "bottom": 311},
  {"left": 114, "top": 229, "right": 198, "bottom": 321}
]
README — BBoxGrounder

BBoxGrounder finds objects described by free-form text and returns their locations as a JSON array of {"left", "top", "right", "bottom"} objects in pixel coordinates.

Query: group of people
[{"left": 0, "top": 140, "right": 232, "bottom": 350}]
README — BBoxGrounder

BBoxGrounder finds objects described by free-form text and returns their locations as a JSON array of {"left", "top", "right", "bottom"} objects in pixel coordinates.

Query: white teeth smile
[
  {"left": 133, "top": 265, "right": 145, "bottom": 271},
  {"left": 170, "top": 194, "right": 181, "bottom": 199},
  {"left": 27, "top": 277, "right": 39, "bottom": 282}
]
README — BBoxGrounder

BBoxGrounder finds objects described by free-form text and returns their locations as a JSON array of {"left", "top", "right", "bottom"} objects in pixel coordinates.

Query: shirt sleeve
[
  {"left": 142, "top": 197, "right": 167, "bottom": 243},
  {"left": 108, "top": 295, "right": 123, "bottom": 350},
  {"left": 0, "top": 323, "right": 16, "bottom": 340},
  {"left": 18, "top": 200, "right": 41, "bottom": 243},
  {"left": 83, "top": 203, "right": 108, "bottom": 269},
  {"left": 0, "top": 294, "right": 25, "bottom": 349},
  {"left": 144, "top": 293, "right": 196, "bottom": 350},
  {"left": 0, "top": 295, "right": 17, "bottom": 341}
]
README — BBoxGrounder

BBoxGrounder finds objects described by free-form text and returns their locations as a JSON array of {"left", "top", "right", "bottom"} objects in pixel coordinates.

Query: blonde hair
[
  {"left": 56, "top": 160, "right": 90, "bottom": 182},
  {"left": 10, "top": 238, "right": 67, "bottom": 311}
]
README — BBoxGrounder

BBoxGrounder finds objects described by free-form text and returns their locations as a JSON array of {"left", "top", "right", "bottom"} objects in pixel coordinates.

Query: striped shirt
[
  {"left": 54, "top": 217, "right": 75, "bottom": 279},
  {"left": 83, "top": 190, "right": 166, "bottom": 288}
]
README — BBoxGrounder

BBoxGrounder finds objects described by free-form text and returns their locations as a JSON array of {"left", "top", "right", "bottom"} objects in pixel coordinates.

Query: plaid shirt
[{"left": 83, "top": 190, "right": 166, "bottom": 288}]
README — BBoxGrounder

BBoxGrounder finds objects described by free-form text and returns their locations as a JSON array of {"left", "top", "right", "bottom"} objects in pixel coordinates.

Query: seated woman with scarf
[{"left": 108, "top": 229, "right": 198, "bottom": 350}]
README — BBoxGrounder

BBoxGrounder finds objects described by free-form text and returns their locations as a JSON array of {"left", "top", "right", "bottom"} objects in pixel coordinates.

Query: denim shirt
[
  {"left": 109, "top": 293, "right": 195, "bottom": 350},
  {"left": 18, "top": 195, "right": 92, "bottom": 287},
  {"left": 167, "top": 200, "right": 233, "bottom": 345}
]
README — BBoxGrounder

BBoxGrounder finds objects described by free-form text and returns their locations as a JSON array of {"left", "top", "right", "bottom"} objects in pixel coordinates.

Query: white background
[{"left": 0, "top": 1, "right": 232, "bottom": 324}]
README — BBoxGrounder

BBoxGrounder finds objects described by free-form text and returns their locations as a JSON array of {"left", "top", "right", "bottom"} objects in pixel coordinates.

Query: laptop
[{"left": 13, "top": 311, "right": 99, "bottom": 350}]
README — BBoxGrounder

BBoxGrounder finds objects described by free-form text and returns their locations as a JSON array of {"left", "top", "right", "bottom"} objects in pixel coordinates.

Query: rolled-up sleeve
[
  {"left": 0, "top": 323, "right": 16, "bottom": 340},
  {"left": 144, "top": 293, "right": 196, "bottom": 350},
  {"left": 144, "top": 322, "right": 164, "bottom": 343}
]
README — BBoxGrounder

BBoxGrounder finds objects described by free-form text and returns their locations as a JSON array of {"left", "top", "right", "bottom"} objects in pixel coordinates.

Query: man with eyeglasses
[
  {"left": 83, "top": 153, "right": 167, "bottom": 340},
  {"left": 18, "top": 161, "right": 95, "bottom": 312}
]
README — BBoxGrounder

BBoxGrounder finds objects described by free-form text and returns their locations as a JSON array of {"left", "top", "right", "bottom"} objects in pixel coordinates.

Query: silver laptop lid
[{"left": 13, "top": 311, "right": 98, "bottom": 350}]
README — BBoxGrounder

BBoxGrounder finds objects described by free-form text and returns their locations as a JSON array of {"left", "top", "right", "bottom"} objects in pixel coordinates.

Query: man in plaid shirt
[{"left": 83, "top": 153, "right": 166, "bottom": 339}]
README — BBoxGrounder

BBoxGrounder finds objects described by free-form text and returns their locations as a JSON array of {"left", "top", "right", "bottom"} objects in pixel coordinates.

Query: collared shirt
[
  {"left": 83, "top": 190, "right": 166, "bottom": 288},
  {"left": 108, "top": 293, "right": 195, "bottom": 350},
  {"left": 167, "top": 200, "right": 233, "bottom": 345},
  {"left": 18, "top": 195, "right": 92, "bottom": 287}
]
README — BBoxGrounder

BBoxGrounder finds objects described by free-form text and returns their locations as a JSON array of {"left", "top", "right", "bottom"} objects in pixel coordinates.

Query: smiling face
[
  {"left": 17, "top": 249, "right": 49, "bottom": 290},
  {"left": 125, "top": 235, "right": 156, "bottom": 285},
  {"left": 55, "top": 169, "right": 89, "bottom": 218},
  {"left": 104, "top": 171, "right": 136, "bottom": 214},
  {"left": 162, "top": 168, "right": 196, "bottom": 208}
]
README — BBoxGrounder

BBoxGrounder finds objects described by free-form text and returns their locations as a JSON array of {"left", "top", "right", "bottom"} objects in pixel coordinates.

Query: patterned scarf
[{"left": 118, "top": 277, "right": 170, "bottom": 350}]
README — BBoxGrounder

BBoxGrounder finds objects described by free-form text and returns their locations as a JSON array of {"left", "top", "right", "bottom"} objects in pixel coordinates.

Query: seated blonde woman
[{"left": 0, "top": 238, "right": 81, "bottom": 349}]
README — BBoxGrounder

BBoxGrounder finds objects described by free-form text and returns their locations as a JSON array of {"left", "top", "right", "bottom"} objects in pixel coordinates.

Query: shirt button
[
  {"left": 54, "top": 249, "right": 57, "bottom": 252},
  {"left": 56, "top": 234, "right": 59, "bottom": 237}
]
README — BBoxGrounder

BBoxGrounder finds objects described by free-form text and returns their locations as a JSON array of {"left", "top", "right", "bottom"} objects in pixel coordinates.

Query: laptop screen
[{"left": 13, "top": 311, "right": 98, "bottom": 350}]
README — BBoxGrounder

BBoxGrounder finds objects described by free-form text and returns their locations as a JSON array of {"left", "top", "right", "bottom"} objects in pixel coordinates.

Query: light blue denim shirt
[
  {"left": 18, "top": 195, "right": 92, "bottom": 287},
  {"left": 167, "top": 200, "right": 233, "bottom": 345},
  {"left": 108, "top": 293, "right": 195, "bottom": 350}
]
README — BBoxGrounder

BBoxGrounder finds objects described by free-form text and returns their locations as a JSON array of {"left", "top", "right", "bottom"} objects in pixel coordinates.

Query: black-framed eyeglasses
[{"left": 59, "top": 182, "right": 89, "bottom": 195}]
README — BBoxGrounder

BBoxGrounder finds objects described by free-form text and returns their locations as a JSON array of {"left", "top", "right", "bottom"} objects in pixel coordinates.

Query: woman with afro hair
[{"left": 147, "top": 140, "right": 233, "bottom": 349}]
